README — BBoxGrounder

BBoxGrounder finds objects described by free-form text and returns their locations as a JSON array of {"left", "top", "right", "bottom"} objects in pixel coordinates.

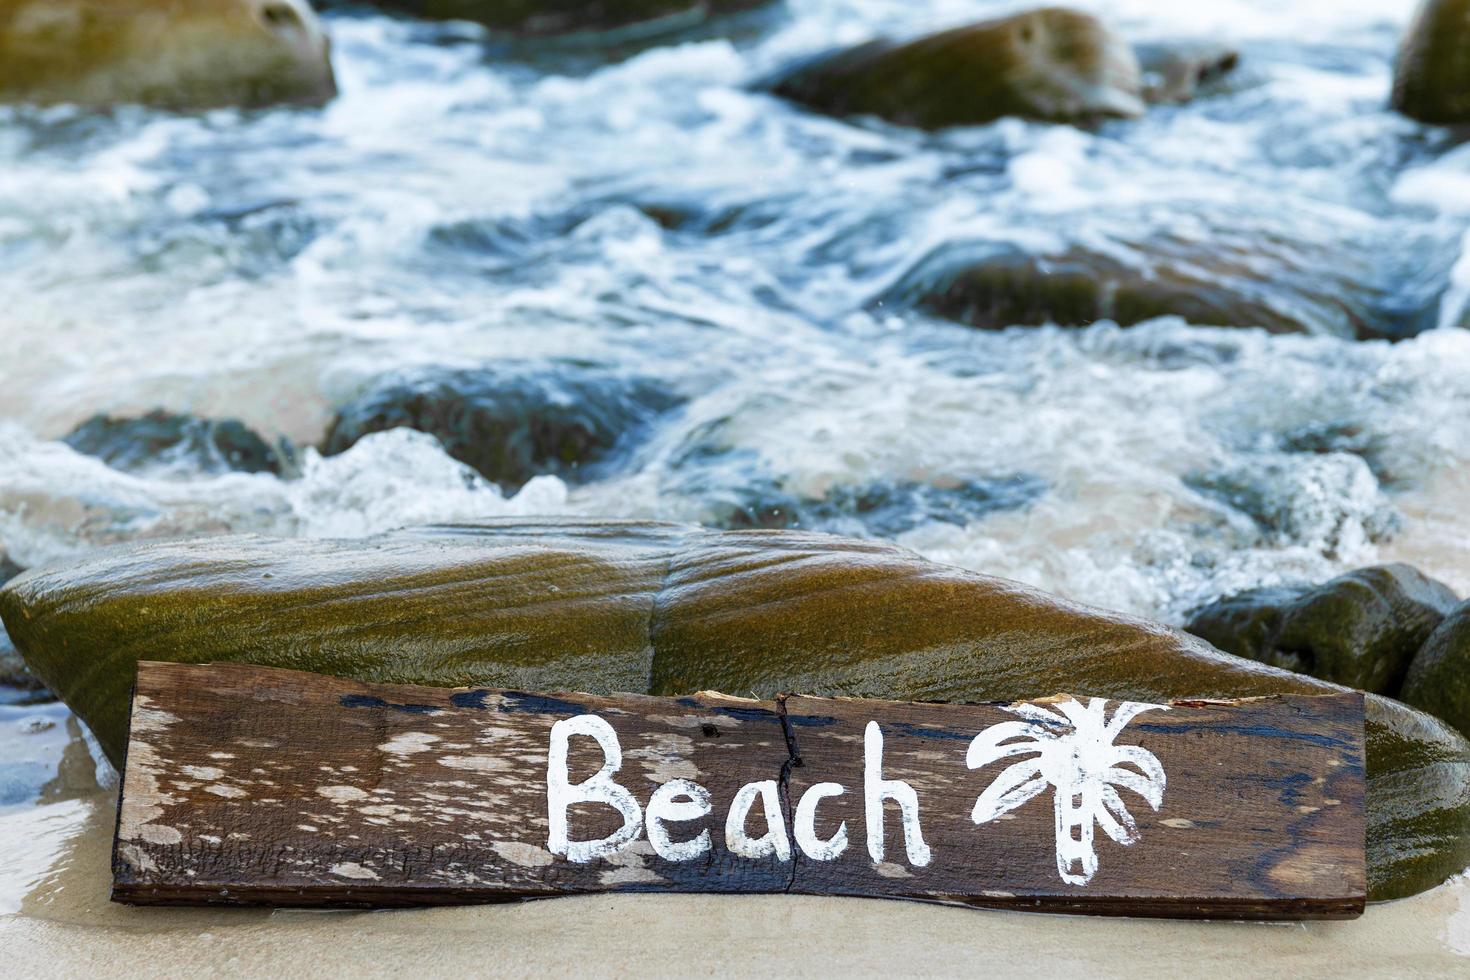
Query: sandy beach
[{"left": 0, "top": 783, "right": 1465, "bottom": 978}]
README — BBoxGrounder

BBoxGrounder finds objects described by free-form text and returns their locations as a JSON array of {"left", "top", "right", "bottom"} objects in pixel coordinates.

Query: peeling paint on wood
[{"left": 112, "top": 662, "right": 1366, "bottom": 920}]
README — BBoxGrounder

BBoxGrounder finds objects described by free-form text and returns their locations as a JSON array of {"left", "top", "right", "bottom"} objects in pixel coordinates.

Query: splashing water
[{"left": 2, "top": 0, "right": 1470, "bottom": 635}]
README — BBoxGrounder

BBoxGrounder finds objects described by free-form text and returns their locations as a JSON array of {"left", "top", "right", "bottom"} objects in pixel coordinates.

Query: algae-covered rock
[
  {"left": 1402, "top": 601, "right": 1470, "bottom": 737},
  {"left": 1, "top": 518, "right": 1467, "bottom": 900},
  {"left": 768, "top": 8, "right": 1143, "bottom": 130},
  {"left": 326, "top": 0, "right": 770, "bottom": 38},
  {"left": 1185, "top": 565, "right": 1460, "bottom": 695},
  {"left": 883, "top": 242, "right": 1446, "bottom": 341},
  {"left": 64, "top": 410, "right": 286, "bottom": 477},
  {"left": 323, "top": 363, "right": 682, "bottom": 493},
  {"left": 1393, "top": 0, "right": 1470, "bottom": 124},
  {"left": 0, "top": 0, "right": 337, "bottom": 109}
]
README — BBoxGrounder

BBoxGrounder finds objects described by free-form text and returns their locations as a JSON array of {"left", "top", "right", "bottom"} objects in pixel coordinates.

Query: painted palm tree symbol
[{"left": 967, "top": 697, "right": 1169, "bottom": 886}]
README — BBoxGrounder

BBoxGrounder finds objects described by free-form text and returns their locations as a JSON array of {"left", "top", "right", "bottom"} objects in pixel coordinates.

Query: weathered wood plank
[{"left": 112, "top": 662, "right": 1365, "bottom": 919}]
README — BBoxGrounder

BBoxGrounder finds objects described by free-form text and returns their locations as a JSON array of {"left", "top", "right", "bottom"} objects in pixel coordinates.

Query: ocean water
[{"left": 2, "top": 0, "right": 1469, "bottom": 645}]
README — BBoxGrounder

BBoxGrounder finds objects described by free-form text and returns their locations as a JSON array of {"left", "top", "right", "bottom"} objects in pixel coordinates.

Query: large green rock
[
  {"left": 768, "top": 7, "right": 1143, "bottom": 130},
  {"left": 2, "top": 519, "right": 1467, "bottom": 900},
  {"left": 0, "top": 0, "right": 337, "bottom": 109},
  {"left": 1393, "top": 0, "right": 1470, "bottom": 124},
  {"left": 1185, "top": 565, "right": 1460, "bottom": 696},
  {"left": 1403, "top": 601, "right": 1470, "bottom": 736},
  {"left": 324, "top": 0, "right": 771, "bottom": 38}
]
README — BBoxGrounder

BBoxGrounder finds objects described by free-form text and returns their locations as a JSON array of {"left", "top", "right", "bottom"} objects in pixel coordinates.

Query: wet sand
[{"left": 2, "top": 788, "right": 1465, "bottom": 978}]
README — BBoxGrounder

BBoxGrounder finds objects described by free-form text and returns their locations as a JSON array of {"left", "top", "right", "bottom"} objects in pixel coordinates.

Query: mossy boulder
[
  {"left": 64, "top": 410, "right": 286, "bottom": 477},
  {"left": 325, "top": 0, "right": 770, "bottom": 38},
  {"left": 1185, "top": 565, "right": 1460, "bottom": 695},
  {"left": 767, "top": 7, "right": 1143, "bottom": 130},
  {"left": 323, "top": 362, "right": 683, "bottom": 493},
  {"left": 1, "top": 519, "right": 1468, "bottom": 900},
  {"left": 0, "top": 0, "right": 336, "bottom": 109},
  {"left": 1403, "top": 602, "right": 1470, "bottom": 736},
  {"left": 1393, "top": 0, "right": 1470, "bottom": 124},
  {"left": 882, "top": 241, "right": 1447, "bottom": 341}
]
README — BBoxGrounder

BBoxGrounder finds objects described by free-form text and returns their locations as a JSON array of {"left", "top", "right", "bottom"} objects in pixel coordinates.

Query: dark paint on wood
[{"left": 112, "top": 662, "right": 1366, "bottom": 919}]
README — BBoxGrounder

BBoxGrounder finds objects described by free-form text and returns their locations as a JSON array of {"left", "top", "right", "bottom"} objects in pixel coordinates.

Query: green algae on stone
[
  {"left": 1393, "top": 0, "right": 1470, "bottom": 124},
  {"left": 1402, "top": 601, "right": 1470, "bottom": 738},
  {"left": 1185, "top": 565, "right": 1460, "bottom": 696},
  {"left": 768, "top": 7, "right": 1143, "bottom": 130},
  {"left": 2, "top": 518, "right": 1467, "bottom": 900}
]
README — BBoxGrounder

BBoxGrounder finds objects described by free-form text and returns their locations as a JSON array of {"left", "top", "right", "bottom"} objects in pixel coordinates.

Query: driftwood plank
[{"left": 112, "top": 662, "right": 1365, "bottom": 919}]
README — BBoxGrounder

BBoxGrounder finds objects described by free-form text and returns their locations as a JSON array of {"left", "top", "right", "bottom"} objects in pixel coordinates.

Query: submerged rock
[
  {"left": 1392, "top": 0, "right": 1470, "bottom": 124},
  {"left": 1, "top": 518, "right": 1467, "bottom": 900},
  {"left": 0, "top": 0, "right": 336, "bottom": 109},
  {"left": 1135, "top": 42, "right": 1240, "bottom": 104},
  {"left": 1403, "top": 602, "right": 1470, "bottom": 737},
  {"left": 1184, "top": 565, "right": 1460, "bottom": 695},
  {"left": 64, "top": 410, "right": 286, "bottom": 477},
  {"left": 0, "top": 556, "right": 40, "bottom": 693},
  {"left": 0, "top": 627, "right": 40, "bottom": 693},
  {"left": 883, "top": 242, "right": 1447, "bottom": 341},
  {"left": 325, "top": 0, "right": 770, "bottom": 38},
  {"left": 1186, "top": 454, "right": 1400, "bottom": 557},
  {"left": 323, "top": 363, "right": 683, "bottom": 493},
  {"left": 703, "top": 474, "right": 1045, "bottom": 536},
  {"left": 768, "top": 8, "right": 1143, "bottom": 130}
]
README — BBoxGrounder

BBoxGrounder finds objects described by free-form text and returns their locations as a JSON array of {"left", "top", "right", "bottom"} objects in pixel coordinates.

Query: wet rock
[
  {"left": 1184, "top": 565, "right": 1460, "bottom": 695},
  {"left": 0, "top": 0, "right": 336, "bottom": 109},
  {"left": 1, "top": 518, "right": 1468, "bottom": 899},
  {"left": 1135, "top": 42, "right": 1240, "bottom": 104},
  {"left": 705, "top": 474, "right": 1045, "bottom": 536},
  {"left": 882, "top": 241, "right": 1447, "bottom": 341},
  {"left": 1279, "top": 421, "right": 1393, "bottom": 482},
  {"left": 1403, "top": 602, "right": 1470, "bottom": 737},
  {"left": 64, "top": 410, "right": 286, "bottom": 477},
  {"left": 1392, "top": 0, "right": 1470, "bottom": 124},
  {"left": 323, "top": 362, "right": 683, "bottom": 493},
  {"left": 0, "top": 625, "right": 43, "bottom": 694},
  {"left": 767, "top": 8, "right": 1143, "bottom": 130},
  {"left": 0, "top": 554, "right": 42, "bottom": 693},
  {"left": 326, "top": 0, "right": 770, "bottom": 38}
]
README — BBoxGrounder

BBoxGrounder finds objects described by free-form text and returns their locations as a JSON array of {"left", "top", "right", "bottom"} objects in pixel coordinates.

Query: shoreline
[{"left": 3, "top": 790, "right": 1466, "bottom": 977}]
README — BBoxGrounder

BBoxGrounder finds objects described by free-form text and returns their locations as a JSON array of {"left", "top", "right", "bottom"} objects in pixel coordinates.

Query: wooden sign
[{"left": 112, "top": 662, "right": 1366, "bottom": 919}]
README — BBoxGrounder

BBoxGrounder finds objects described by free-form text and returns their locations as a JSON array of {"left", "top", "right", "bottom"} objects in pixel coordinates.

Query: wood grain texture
[{"left": 113, "top": 662, "right": 1366, "bottom": 919}]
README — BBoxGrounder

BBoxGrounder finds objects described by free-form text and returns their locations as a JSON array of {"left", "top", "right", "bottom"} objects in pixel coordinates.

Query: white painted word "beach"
[{"left": 546, "top": 699, "right": 1169, "bottom": 885}]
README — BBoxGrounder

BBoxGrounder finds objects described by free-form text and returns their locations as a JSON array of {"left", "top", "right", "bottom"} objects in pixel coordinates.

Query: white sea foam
[{"left": 0, "top": 0, "right": 1465, "bottom": 628}]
